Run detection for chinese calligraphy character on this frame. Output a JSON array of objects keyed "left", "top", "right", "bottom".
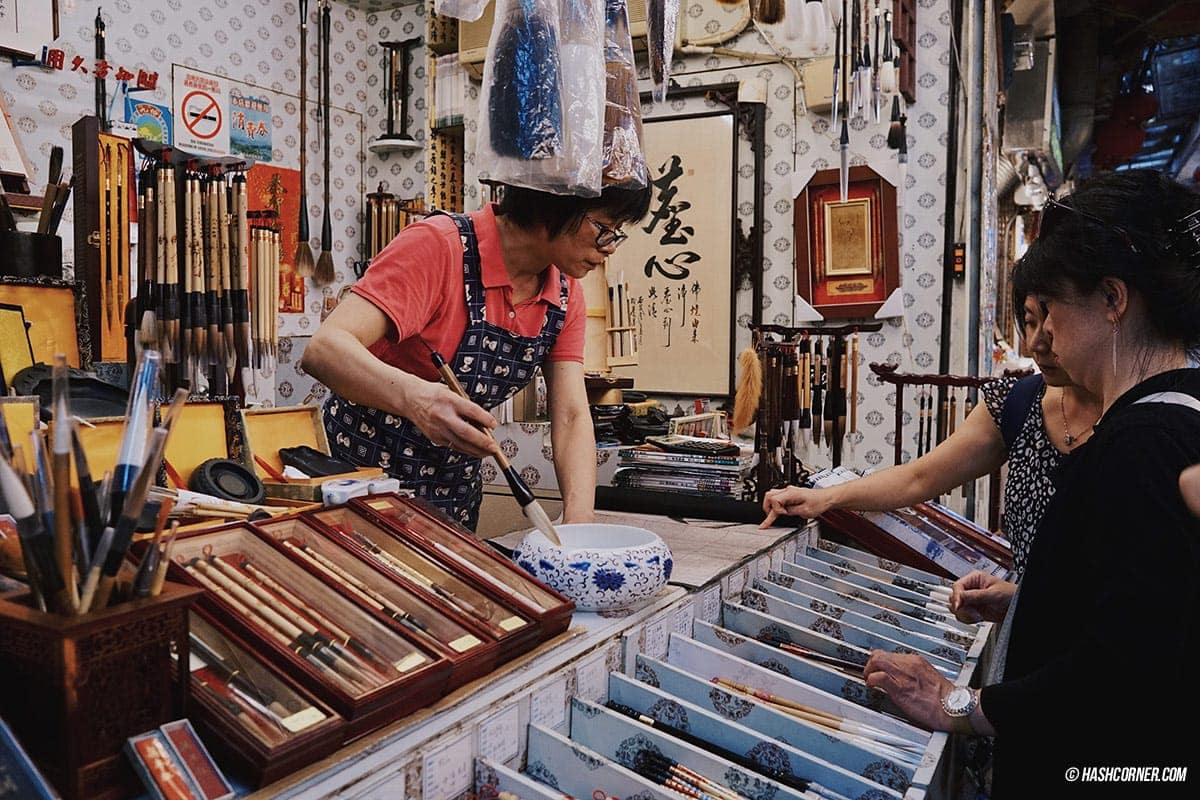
[
  {"left": 45, "top": 48, "right": 65, "bottom": 70},
  {"left": 70, "top": 55, "right": 89, "bottom": 73},
  {"left": 137, "top": 69, "right": 159, "bottom": 90},
  {"left": 94, "top": 59, "right": 112, "bottom": 78},
  {"left": 114, "top": 66, "right": 135, "bottom": 82}
]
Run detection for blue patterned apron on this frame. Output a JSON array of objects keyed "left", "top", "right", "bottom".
[{"left": 324, "top": 212, "right": 568, "bottom": 530}]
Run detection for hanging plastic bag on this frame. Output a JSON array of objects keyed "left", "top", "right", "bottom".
[
  {"left": 434, "top": 0, "right": 491, "bottom": 22},
  {"left": 477, "top": 0, "right": 605, "bottom": 196},
  {"left": 646, "top": 0, "right": 680, "bottom": 102},
  {"left": 602, "top": 0, "right": 648, "bottom": 188},
  {"left": 481, "top": 0, "right": 563, "bottom": 162}
]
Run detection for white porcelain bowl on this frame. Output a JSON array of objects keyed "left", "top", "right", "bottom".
[{"left": 511, "top": 523, "right": 673, "bottom": 612}]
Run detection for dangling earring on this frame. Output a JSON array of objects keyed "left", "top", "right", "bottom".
[{"left": 1112, "top": 320, "right": 1120, "bottom": 377}]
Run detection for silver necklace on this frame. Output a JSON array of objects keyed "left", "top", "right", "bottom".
[{"left": 1060, "top": 391, "right": 1086, "bottom": 446}]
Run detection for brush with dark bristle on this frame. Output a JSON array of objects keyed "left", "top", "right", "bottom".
[{"left": 313, "top": 0, "right": 336, "bottom": 287}]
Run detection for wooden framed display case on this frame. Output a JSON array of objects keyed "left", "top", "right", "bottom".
[
  {"left": 240, "top": 406, "right": 383, "bottom": 502},
  {"left": 159, "top": 522, "right": 452, "bottom": 741},
  {"left": 254, "top": 514, "right": 505, "bottom": 689},
  {"left": 186, "top": 610, "right": 346, "bottom": 788},
  {"left": 350, "top": 493, "right": 575, "bottom": 637},
  {"left": 302, "top": 503, "right": 543, "bottom": 657},
  {"left": 0, "top": 582, "right": 202, "bottom": 800}
]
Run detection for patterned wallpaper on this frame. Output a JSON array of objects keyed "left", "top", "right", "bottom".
[{"left": 3, "top": 1, "right": 985, "bottom": 504}]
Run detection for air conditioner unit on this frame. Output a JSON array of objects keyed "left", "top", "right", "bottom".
[
  {"left": 1002, "top": 37, "right": 1063, "bottom": 184},
  {"left": 459, "top": 0, "right": 649, "bottom": 66}
]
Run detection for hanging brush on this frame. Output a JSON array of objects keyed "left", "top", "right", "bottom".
[
  {"left": 753, "top": 0, "right": 785, "bottom": 26},
  {"left": 313, "top": 0, "right": 336, "bottom": 286},
  {"left": 294, "top": 0, "right": 315, "bottom": 278},
  {"left": 732, "top": 343, "right": 763, "bottom": 434}
]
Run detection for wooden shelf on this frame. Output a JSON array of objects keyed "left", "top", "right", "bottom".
[{"left": 368, "top": 137, "right": 424, "bottom": 154}]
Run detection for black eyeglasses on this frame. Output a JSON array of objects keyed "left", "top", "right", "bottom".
[
  {"left": 1040, "top": 196, "right": 1140, "bottom": 256},
  {"left": 586, "top": 215, "right": 628, "bottom": 250}
]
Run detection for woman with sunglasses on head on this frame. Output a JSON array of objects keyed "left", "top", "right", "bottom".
[
  {"left": 303, "top": 183, "right": 650, "bottom": 531},
  {"left": 863, "top": 169, "right": 1200, "bottom": 796}
]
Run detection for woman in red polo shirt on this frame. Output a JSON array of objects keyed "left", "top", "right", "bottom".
[{"left": 302, "top": 184, "right": 650, "bottom": 531}]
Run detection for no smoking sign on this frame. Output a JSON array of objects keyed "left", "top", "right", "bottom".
[{"left": 182, "top": 90, "right": 222, "bottom": 140}]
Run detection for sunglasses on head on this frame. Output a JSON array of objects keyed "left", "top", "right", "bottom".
[{"left": 1040, "top": 196, "right": 1140, "bottom": 256}]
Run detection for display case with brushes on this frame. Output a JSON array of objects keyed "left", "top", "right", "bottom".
[
  {"left": 350, "top": 493, "right": 575, "bottom": 639},
  {"left": 185, "top": 610, "right": 346, "bottom": 787},
  {"left": 254, "top": 514, "right": 505, "bottom": 689},
  {"left": 303, "top": 503, "right": 544, "bottom": 657},
  {"left": 156, "top": 521, "right": 452, "bottom": 740},
  {"left": 72, "top": 115, "right": 133, "bottom": 364}
]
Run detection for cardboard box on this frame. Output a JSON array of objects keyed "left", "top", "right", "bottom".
[{"left": 240, "top": 406, "right": 383, "bottom": 502}]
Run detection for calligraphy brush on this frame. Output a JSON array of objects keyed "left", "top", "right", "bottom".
[
  {"left": 294, "top": 0, "right": 315, "bottom": 278},
  {"left": 47, "top": 176, "right": 73, "bottom": 236},
  {"left": 755, "top": 633, "right": 866, "bottom": 676},
  {"left": 184, "top": 560, "right": 364, "bottom": 696},
  {"left": 109, "top": 350, "right": 160, "bottom": 526},
  {"left": 611, "top": 703, "right": 821, "bottom": 796},
  {"left": 36, "top": 145, "right": 64, "bottom": 234},
  {"left": 426, "top": 349, "right": 561, "bottom": 545},
  {"left": 132, "top": 499, "right": 173, "bottom": 598},
  {"left": 138, "top": 171, "right": 157, "bottom": 359},
  {"left": 163, "top": 166, "right": 180, "bottom": 367},
  {"left": 314, "top": 0, "right": 335, "bottom": 286},
  {"left": 89, "top": 426, "right": 169, "bottom": 612},
  {"left": 212, "top": 556, "right": 379, "bottom": 682},
  {"left": 232, "top": 172, "right": 252, "bottom": 375},
  {"left": 193, "top": 666, "right": 289, "bottom": 744},
  {"left": 713, "top": 677, "right": 922, "bottom": 752},
  {"left": 189, "top": 632, "right": 291, "bottom": 717},
  {"left": 94, "top": 9, "right": 107, "bottom": 128},
  {"left": 218, "top": 175, "right": 237, "bottom": 384},
  {"left": 149, "top": 521, "right": 180, "bottom": 597},
  {"left": 811, "top": 338, "right": 824, "bottom": 447},
  {"left": 0, "top": 456, "right": 68, "bottom": 614},
  {"left": 51, "top": 356, "right": 80, "bottom": 612}
]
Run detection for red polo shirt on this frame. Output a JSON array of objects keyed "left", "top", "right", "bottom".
[{"left": 351, "top": 204, "right": 585, "bottom": 383}]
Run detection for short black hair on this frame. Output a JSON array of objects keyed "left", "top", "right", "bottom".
[
  {"left": 494, "top": 183, "right": 652, "bottom": 239},
  {"left": 1011, "top": 169, "right": 1200, "bottom": 348}
]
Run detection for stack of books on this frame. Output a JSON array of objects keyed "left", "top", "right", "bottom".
[{"left": 612, "top": 441, "right": 756, "bottom": 499}]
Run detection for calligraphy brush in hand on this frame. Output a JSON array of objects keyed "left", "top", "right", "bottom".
[{"left": 426, "top": 348, "right": 561, "bottom": 546}]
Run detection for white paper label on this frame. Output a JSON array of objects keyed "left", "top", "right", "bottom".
[
  {"left": 529, "top": 676, "right": 567, "bottom": 730},
  {"left": 574, "top": 651, "right": 609, "bottom": 703},
  {"left": 449, "top": 634, "right": 483, "bottom": 653},
  {"left": 643, "top": 614, "right": 669, "bottom": 660},
  {"left": 499, "top": 615, "right": 528, "bottom": 631},
  {"left": 477, "top": 703, "right": 520, "bottom": 765},
  {"left": 727, "top": 566, "right": 748, "bottom": 598},
  {"left": 281, "top": 706, "right": 327, "bottom": 733},
  {"left": 673, "top": 602, "right": 693, "bottom": 636},
  {"left": 701, "top": 584, "right": 721, "bottom": 623},
  {"left": 396, "top": 652, "right": 429, "bottom": 673},
  {"left": 422, "top": 732, "right": 474, "bottom": 800}
]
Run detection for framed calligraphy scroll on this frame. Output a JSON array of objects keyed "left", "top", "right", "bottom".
[
  {"left": 794, "top": 165, "right": 899, "bottom": 318},
  {"left": 607, "top": 109, "right": 738, "bottom": 396}
]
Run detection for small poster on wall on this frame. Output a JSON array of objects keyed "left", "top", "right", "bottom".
[
  {"left": 172, "top": 66, "right": 231, "bottom": 157},
  {"left": 125, "top": 99, "right": 173, "bottom": 145},
  {"left": 246, "top": 164, "right": 305, "bottom": 314},
  {"left": 230, "top": 88, "right": 272, "bottom": 162}
]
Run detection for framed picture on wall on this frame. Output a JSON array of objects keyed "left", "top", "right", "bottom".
[
  {"left": 794, "top": 165, "right": 899, "bottom": 319},
  {"left": 0, "top": 1, "right": 59, "bottom": 59},
  {"left": 606, "top": 108, "right": 738, "bottom": 397}
]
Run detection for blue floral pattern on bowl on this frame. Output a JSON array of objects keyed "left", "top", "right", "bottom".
[{"left": 511, "top": 524, "right": 673, "bottom": 612}]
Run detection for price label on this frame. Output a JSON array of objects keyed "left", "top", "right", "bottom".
[
  {"left": 422, "top": 732, "right": 473, "bottom": 800},
  {"left": 644, "top": 613, "right": 669, "bottom": 660},
  {"left": 673, "top": 601, "right": 693, "bottom": 636},
  {"left": 726, "top": 565, "right": 748, "bottom": 598},
  {"left": 477, "top": 703, "right": 520, "bottom": 765},
  {"left": 574, "top": 650, "right": 609, "bottom": 703},
  {"left": 701, "top": 584, "right": 721, "bottom": 623},
  {"left": 530, "top": 676, "right": 568, "bottom": 730}
]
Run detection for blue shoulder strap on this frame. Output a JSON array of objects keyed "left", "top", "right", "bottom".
[{"left": 1001, "top": 373, "right": 1044, "bottom": 452}]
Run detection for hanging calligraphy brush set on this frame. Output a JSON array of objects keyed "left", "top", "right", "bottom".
[
  {"left": 512, "top": 537, "right": 990, "bottom": 800},
  {"left": 364, "top": 184, "right": 425, "bottom": 264},
  {"left": 129, "top": 141, "right": 264, "bottom": 398},
  {"left": 739, "top": 322, "right": 883, "bottom": 504}
]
